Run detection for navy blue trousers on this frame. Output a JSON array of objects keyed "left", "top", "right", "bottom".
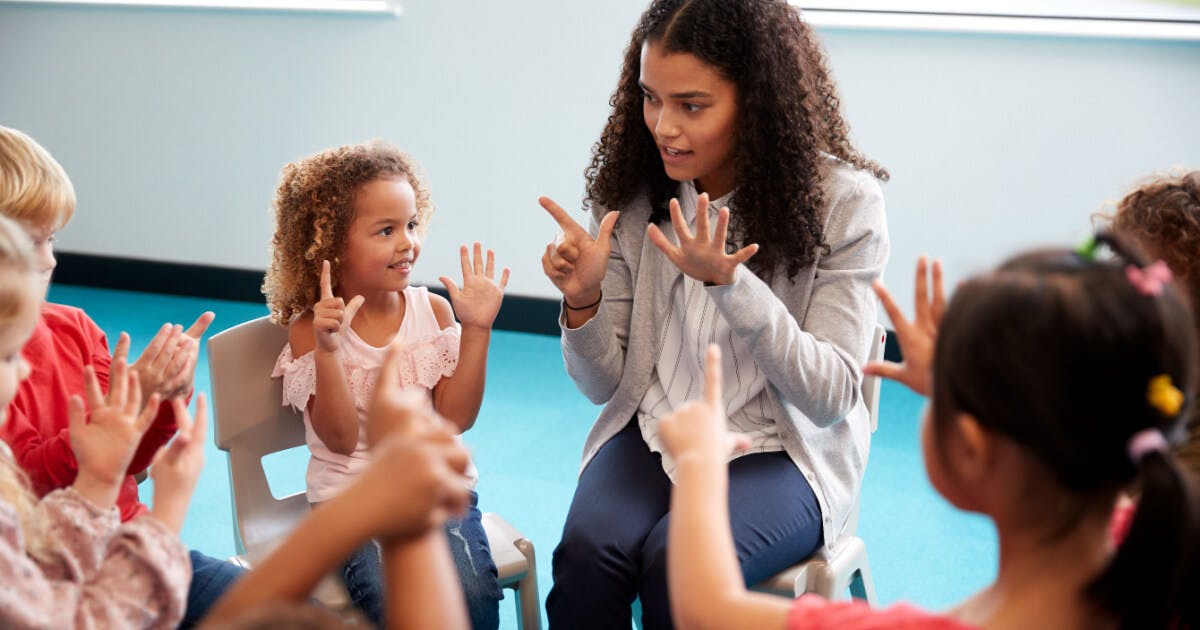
[{"left": 546, "top": 421, "right": 823, "bottom": 629}]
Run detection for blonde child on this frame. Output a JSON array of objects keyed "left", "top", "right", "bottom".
[
  {"left": 0, "top": 124, "right": 243, "bottom": 626},
  {"left": 0, "top": 214, "right": 208, "bottom": 627},
  {"left": 265, "top": 140, "right": 508, "bottom": 628},
  {"left": 661, "top": 235, "right": 1199, "bottom": 629},
  {"left": 204, "top": 341, "right": 474, "bottom": 630}
]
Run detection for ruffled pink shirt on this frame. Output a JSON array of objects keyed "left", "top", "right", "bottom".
[
  {"left": 0, "top": 478, "right": 189, "bottom": 628},
  {"left": 788, "top": 594, "right": 977, "bottom": 630},
  {"left": 272, "top": 286, "right": 472, "bottom": 502}
]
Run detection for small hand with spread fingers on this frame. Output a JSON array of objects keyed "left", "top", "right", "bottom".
[
  {"left": 540, "top": 196, "right": 619, "bottom": 308},
  {"left": 312, "top": 259, "right": 364, "bottom": 354},
  {"left": 68, "top": 358, "right": 162, "bottom": 508},
  {"left": 646, "top": 193, "right": 758, "bottom": 286},
  {"left": 439, "top": 242, "right": 510, "bottom": 331},
  {"left": 863, "top": 256, "right": 946, "bottom": 397},
  {"left": 149, "top": 396, "right": 209, "bottom": 533},
  {"left": 659, "top": 345, "right": 750, "bottom": 463}
]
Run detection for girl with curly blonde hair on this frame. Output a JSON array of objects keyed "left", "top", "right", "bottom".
[
  {"left": 264, "top": 140, "right": 509, "bottom": 628},
  {"left": 538, "top": 0, "right": 888, "bottom": 625}
]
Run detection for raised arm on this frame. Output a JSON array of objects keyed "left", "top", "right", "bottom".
[
  {"left": 293, "top": 260, "right": 365, "bottom": 456},
  {"left": 433, "top": 243, "right": 509, "bottom": 432}
]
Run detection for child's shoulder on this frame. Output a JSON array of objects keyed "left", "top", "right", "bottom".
[
  {"left": 287, "top": 311, "right": 316, "bottom": 357},
  {"left": 40, "top": 302, "right": 97, "bottom": 330},
  {"left": 425, "top": 291, "right": 456, "bottom": 330}
]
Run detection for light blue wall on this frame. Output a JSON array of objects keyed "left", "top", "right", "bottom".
[{"left": 2, "top": 2, "right": 1198, "bottom": 303}]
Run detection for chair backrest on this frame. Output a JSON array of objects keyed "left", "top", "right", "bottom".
[
  {"left": 862, "top": 323, "right": 886, "bottom": 434},
  {"left": 208, "top": 315, "right": 311, "bottom": 556}
]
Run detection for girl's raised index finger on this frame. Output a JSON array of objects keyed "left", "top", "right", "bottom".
[{"left": 320, "top": 260, "right": 334, "bottom": 299}]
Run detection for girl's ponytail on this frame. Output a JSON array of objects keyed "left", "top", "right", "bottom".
[{"left": 1088, "top": 448, "right": 1200, "bottom": 629}]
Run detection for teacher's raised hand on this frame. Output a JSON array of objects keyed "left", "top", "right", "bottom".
[{"left": 540, "top": 196, "right": 619, "bottom": 310}]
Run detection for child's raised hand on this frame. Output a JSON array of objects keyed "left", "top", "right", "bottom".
[
  {"left": 659, "top": 345, "right": 750, "bottom": 463},
  {"left": 148, "top": 396, "right": 208, "bottom": 533},
  {"left": 863, "top": 256, "right": 946, "bottom": 397},
  {"left": 540, "top": 196, "right": 619, "bottom": 308},
  {"left": 313, "top": 259, "right": 364, "bottom": 354},
  {"left": 367, "top": 338, "right": 442, "bottom": 447},
  {"left": 439, "top": 243, "right": 510, "bottom": 331},
  {"left": 646, "top": 194, "right": 759, "bottom": 286},
  {"left": 68, "top": 360, "right": 161, "bottom": 508}
]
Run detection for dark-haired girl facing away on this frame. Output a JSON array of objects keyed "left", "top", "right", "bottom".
[
  {"left": 663, "top": 239, "right": 1200, "bottom": 629},
  {"left": 539, "top": 0, "right": 888, "bottom": 626}
]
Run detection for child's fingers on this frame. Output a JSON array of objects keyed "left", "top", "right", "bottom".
[
  {"left": 863, "top": 360, "right": 904, "bottom": 382},
  {"left": 135, "top": 392, "right": 161, "bottom": 432},
  {"left": 82, "top": 365, "right": 105, "bottom": 408},
  {"left": 138, "top": 324, "right": 172, "bottom": 369},
  {"left": 113, "top": 332, "right": 131, "bottom": 364},
  {"left": 189, "top": 394, "right": 209, "bottom": 448},
  {"left": 914, "top": 256, "right": 931, "bottom": 323},
  {"left": 472, "top": 242, "right": 484, "bottom": 276},
  {"left": 171, "top": 397, "right": 194, "bottom": 438},
  {"left": 703, "top": 344, "right": 724, "bottom": 408},
  {"left": 931, "top": 259, "right": 947, "bottom": 325},
  {"left": 438, "top": 277, "right": 461, "bottom": 303},
  {"left": 125, "top": 370, "right": 144, "bottom": 415},
  {"left": 872, "top": 280, "right": 910, "bottom": 334},
  {"left": 498, "top": 268, "right": 510, "bottom": 290},
  {"left": 343, "top": 296, "right": 365, "bottom": 328},
  {"left": 485, "top": 249, "right": 495, "bottom": 278},
  {"left": 320, "top": 260, "right": 334, "bottom": 299},
  {"left": 67, "top": 395, "right": 87, "bottom": 435},
  {"left": 459, "top": 245, "right": 471, "bottom": 280}
]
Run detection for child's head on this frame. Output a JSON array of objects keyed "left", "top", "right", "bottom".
[
  {"left": 0, "top": 125, "right": 75, "bottom": 297},
  {"left": 585, "top": 0, "right": 886, "bottom": 280},
  {"left": 1106, "top": 170, "right": 1200, "bottom": 480},
  {"left": 0, "top": 214, "right": 40, "bottom": 424},
  {"left": 930, "top": 235, "right": 1198, "bottom": 626},
  {"left": 263, "top": 140, "right": 433, "bottom": 325}
]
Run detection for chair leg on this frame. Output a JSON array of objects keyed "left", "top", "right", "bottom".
[
  {"left": 847, "top": 554, "right": 877, "bottom": 606},
  {"left": 514, "top": 538, "right": 542, "bottom": 630}
]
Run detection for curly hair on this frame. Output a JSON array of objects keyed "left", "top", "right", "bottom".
[
  {"left": 1106, "top": 169, "right": 1200, "bottom": 480},
  {"left": 585, "top": 0, "right": 887, "bottom": 281},
  {"left": 263, "top": 141, "right": 434, "bottom": 325}
]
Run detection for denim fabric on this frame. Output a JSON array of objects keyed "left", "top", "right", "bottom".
[
  {"left": 546, "top": 421, "right": 823, "bottom": 629},
  {"left": 181, "top": 549, "right": 247, "bottom": 628},
  {"left": 341, "top": 491, "right": 503, "bottom": 629}
]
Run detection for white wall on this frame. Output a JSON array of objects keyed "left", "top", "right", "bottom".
[{"left": 2, "top": 2, "right": 1198, "bottom": 308}]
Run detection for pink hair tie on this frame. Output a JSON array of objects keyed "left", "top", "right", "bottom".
[
  {"left": 1128, "top": 428, "right": 1168, "bottom": 464},
  {"left": 1125, "top": 260, "right": 1173, "bottom": 296}
]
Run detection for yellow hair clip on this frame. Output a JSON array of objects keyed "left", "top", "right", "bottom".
[{"left": 1147, "top": 374, "right": 1184, "bottom": 418}]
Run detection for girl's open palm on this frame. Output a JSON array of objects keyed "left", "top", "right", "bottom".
[
  {"left": 540, "top": 196, "right": 619, "bottom": 306},
  {"left": 69, "top": 359, "right": 161, "bottom": 489},
  {"left": 647, "top": 194, "right": 758, "bottom": 286},
  {"left": 863, "top": 256, "right": 946, "bottom": 397},
  {"left": 313, "top": 259, "right": 364, "bottom": 353},
  {"left": 439, "top": 243, "right": 510, "bottom": 330}
]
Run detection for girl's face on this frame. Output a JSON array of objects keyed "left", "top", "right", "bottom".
[
  {"left": 339, "top": 177, "right": 421, "bottom": 297},
  {"left": 640, "top": 40, "right": 739, "bottom": 199},
  {"left": 0, "top": 278, "right": 38, "bottom": 427}
]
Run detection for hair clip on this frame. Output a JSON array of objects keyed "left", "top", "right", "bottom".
[
  {"left": 1126, "top": 260, "right": 1172, "bottom": 297},
  {"left": 1147, "top": 374, "right": 1184, "bottom": 418},
  {"left": 1075, "top": 235, "right": 1099, "bottom": 261},
  {"left": 1128, "top": 427, "right": 1169, "bottom": 464}
]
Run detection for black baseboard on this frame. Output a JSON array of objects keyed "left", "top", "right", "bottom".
[{"left": 54, "top": 251, "right": 902, "bottom": 360}]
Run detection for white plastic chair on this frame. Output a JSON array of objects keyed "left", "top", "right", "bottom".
[
  {"left": 208, "top": 315, "right": 541, "bottom": 629},
  {"left": 751, "top": 323, "right": 886, "bottom": 604}
]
